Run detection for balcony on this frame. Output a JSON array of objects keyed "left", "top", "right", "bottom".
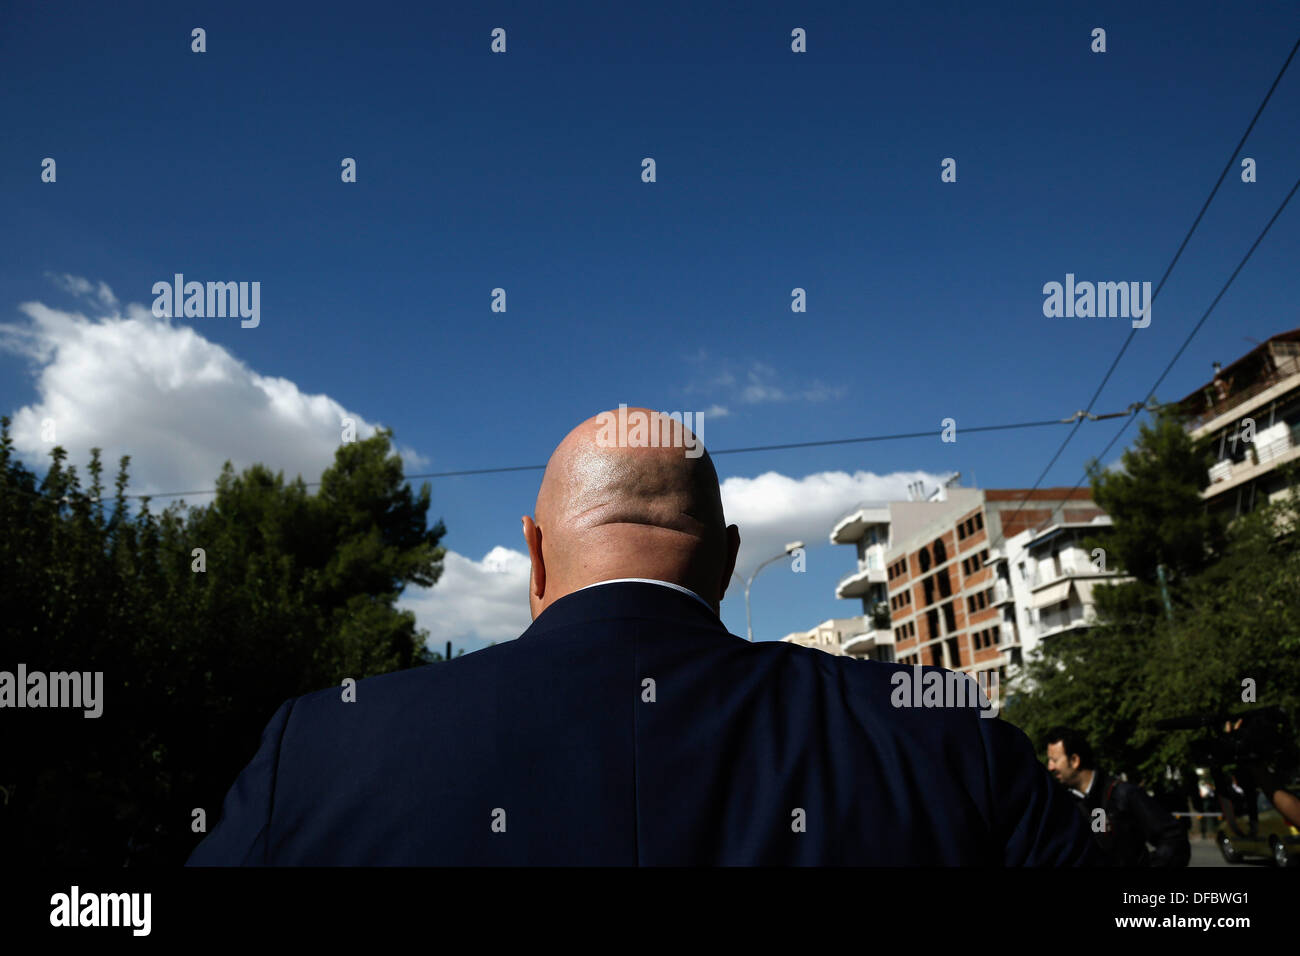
[
  {"left": 836, "top": 564, "right": 886, "bottom": 599},
  {"left": 841, "top": 629, "right": 893, "bottom": 659},
  {"left": 999, "top": 620, "right": 1019, "bottom": 646},
  {"left": 1204, "top": 426, "right": 1300, "bottom": 498},
  {"left": 991, "top": 579, "right": 1014, "bottom": 606},
  {"left": 1207, "top": 424, "right": 1295, "bottom": 481},
  {"left": 1036, "top": 604, "right": 1098, "bottom": 638},
  {"left": 830, "top": 506, "right": 891, "bottom": 545},
  {"left": 1186, "top": 354, "right": 1300, "bottom": 432},
  {"left": 1027, "top": 553, "right": 1118, "bottom": 591}
]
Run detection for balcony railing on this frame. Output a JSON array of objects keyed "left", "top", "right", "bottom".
[
  {"left": 1186, "top": 354, "right": 1300, "bottom": 430},
  {"left": 1026, "top": 563, "right": 1094, "bottom": 590},
  {"left": 1207, "top": 426, "right": 1296, "bottom": 487},
  {"left": 1037, "top": 605, "right": 1098, "bottom": 637}
]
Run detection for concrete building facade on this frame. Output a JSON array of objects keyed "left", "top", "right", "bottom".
[{"left": 831, "top": 487, "right": 1130, "bottom": 685}]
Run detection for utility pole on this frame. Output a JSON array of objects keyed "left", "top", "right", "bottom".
[{"left": 1156, "top": 563, "right": 1174, "bottom": 623}]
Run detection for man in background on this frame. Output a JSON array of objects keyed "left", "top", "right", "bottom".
[{"left": 1046, "top": 727, "right": 1189, "bottom": 867}]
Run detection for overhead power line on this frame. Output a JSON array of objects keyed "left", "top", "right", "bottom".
[
  {"left": 990, "top": 169, "right": 1300, "bottom": 550},
  {"left": 988, "top": 33, "right": 1300, "bottom": 548},
  {"left": 2, "top": 405, "right": 1172, "bottom": 505}
]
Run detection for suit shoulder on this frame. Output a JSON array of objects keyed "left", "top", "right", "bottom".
[{"left": 289, "top": 654, "right": 490, "bottom": 714}]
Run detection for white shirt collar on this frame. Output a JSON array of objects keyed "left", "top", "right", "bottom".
[{"left": 572, "top": 577, "right": 715, "bottom": 613}]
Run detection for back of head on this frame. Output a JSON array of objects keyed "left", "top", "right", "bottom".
[{"left": 520, "top": 407, "right": 740, "bottom": 618}]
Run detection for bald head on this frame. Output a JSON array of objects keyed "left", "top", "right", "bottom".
[{"left": 521, "top": 408, "right": 741, "bottom": 618}]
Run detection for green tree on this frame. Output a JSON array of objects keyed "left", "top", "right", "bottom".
[
  {"left": 1003, "top": 404, "right": 1299, "bottom": 786},
  {"left": 1080, "top": 402, "right": 1226, "bottom": 587},
  {"left": 0, "top": 419, "right": 448, "bottom": 864}
]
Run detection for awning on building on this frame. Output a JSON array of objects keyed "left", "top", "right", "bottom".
[
  {"left": 1033, "top": 580, "right": 1073, "bottom": 609},
  {"left": 1071, "top": 579, "right": 1096, "bottom": 607}
]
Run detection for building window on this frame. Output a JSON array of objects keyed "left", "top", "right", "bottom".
[{"left": 975, "top": 513, "right": 983, "bottom": 530}]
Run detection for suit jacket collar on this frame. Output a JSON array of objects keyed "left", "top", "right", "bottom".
[
  {"left": 1079, "top": 768, "right": 1111, "bottom": 809},
  {"left": 519, "top": 580, "right": 735, "bottom": 641}
]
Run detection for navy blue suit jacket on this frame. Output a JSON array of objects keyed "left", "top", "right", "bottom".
[{"left": 187, "top": 581, "right": 1101, "bottom": 865}]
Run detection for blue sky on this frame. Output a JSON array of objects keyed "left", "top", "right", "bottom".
[{"left": 2, "top": 0, "right": 1298, "bottom": 651}]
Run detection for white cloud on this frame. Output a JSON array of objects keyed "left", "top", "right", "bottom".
[
  {"left": 401, "top": 547, "right": 532, "bottom": 650},
  {"left": 0, "top": 296, "right": 420, "bottom": 496},
  {"left": 685, "top": 358, "right": 844, "bottom": 408},
  {"left": 719, "top": 468, "right": 955, "bottom": 578},
  {"left": 44, "top": 272, "right": 118, "bottom": 309}
]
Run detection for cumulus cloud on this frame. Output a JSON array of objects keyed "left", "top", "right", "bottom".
[
  {"left": 0, "top": 290, "right": 425, "bottom": 497},
  {"left": 719, "top": 468, "right": 956, "bottom": 578},
  {"left": 400, "top": 547, "right": 532, "bottom": 650}
]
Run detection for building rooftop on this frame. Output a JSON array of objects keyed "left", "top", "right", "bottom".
[
  {"left": 1022, "top": 517, "right": 1113, "bottom": 551},
  {"left": 1176, "top": 327, "right": 1300, "bottom": 431}
]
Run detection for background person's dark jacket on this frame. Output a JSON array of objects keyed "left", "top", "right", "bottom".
[
  {"left": 188, "top": 581, "right": 1102, "bottom": 865},
  {"left": 1074, "top": 768, "right": 1191, "bottom": 867}
]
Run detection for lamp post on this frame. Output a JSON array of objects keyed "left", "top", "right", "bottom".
[{"left": 744, "top": 541, "right": 804, "bottom": 642}]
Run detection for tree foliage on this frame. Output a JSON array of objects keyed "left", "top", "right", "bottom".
[
  {"left": 0, "top": 418, "right": 446, "bottom": 865},
  {"left": 1003, "top": 404, "right": 1300, "bottom": 786}
]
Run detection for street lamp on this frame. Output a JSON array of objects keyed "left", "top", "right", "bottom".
[{"left": 744, "top": 541, "right": 804, "bottom": 642}]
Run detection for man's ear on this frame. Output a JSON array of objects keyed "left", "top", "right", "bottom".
[
  {"left": 718, "top": 524, "right": 741, "bottom": 602},
  {"left": 522, "top": 516, "right": 546, "bottom": 611}
]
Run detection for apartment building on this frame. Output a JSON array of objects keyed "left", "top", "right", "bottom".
[
  {"left": 998, "top": 516, "right": 1132, "bottom": 667},
  {"left": 825, "top": 477, "right": 965, "bottom": 662},
  {"left": 1176, "top": 327, "right": 1300, "bottom": 523},
  {"left": 832, "top": 486, "right": 1123, "bottom": 685},
  {"left": 827, "top": 503, "right": 894, "bottom": 660}
]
